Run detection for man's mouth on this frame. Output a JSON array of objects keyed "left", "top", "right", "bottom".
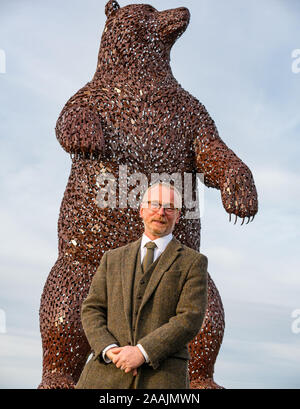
[{"left": 152, "top": 220, "right": 166, "bottom": 224}]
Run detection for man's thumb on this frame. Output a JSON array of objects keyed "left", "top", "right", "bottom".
[{"left": 110, "top": 347, "right": 122, "bottom": 353}]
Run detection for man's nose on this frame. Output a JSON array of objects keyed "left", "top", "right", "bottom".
[{"left": 158, "top": 206, "right": 166, "bottom": 215}]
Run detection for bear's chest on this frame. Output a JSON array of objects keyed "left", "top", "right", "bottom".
[{"left": 97, "top": 89, "right": 196, "bottom": 170}]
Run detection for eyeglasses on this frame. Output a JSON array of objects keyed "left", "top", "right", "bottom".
[{"left": 142, "top": 201, "right": 179, "bottom": 214}]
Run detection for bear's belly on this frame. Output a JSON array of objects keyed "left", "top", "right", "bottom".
[
  {"left": 103, "top": 119, "right": 194, "bottom": 174},
  {"left": 57, "top": 156, "right": 200, "bottom": 262}
]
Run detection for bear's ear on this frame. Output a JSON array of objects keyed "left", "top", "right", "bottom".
[{"left": 105, "top": 0, "right": 120, "bottom": 18}]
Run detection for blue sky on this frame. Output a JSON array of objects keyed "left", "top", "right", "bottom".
[{"left": 0, "top": 0, "right": 300, "bottom": 388}]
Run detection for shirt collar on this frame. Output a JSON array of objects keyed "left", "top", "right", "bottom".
[{"left": 141, "top": 232, "right": 173, "bottom": 254}]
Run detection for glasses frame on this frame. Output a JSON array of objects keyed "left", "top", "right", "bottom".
[{"left": 142, "top": 200, "right": 180, "bottom": 214}]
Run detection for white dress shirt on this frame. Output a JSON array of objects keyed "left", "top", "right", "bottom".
[
  {"left": 140, "top": 232, "right": 173, "bottom": 265},
  {"left": 102, "top": 233, "right": 173, "bottom": 364}
]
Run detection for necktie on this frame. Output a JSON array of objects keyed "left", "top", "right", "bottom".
[{"left": 142, "top": 241, "right": 157, "bottom": 273}]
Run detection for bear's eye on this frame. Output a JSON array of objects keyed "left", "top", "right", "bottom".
[{"left": 145, "top": 5, "right": 156, "bottom": 13}]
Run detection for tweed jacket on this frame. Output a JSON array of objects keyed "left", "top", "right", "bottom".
[{"left": 75, "top": 236, "right": 208, "bottom": 389}]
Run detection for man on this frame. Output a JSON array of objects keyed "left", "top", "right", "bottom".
[{"left": 75, "top": 181, "right": 208, "bottom": 389}]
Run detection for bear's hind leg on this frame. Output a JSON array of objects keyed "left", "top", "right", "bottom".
[
  {"left": 38, "top": 256, "right": 93, "bottom": 389},
  {"left": 188, "top": 273, "right": 225, "bottom": 389}
]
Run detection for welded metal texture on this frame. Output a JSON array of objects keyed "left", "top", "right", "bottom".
[{"left": 38, "top": 0, "right": 258, "bottom": 389}]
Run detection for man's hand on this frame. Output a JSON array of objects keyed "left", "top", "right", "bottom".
[
  {"left": 107, "top": 346, "right": 145, "bottom": 375},
  {"left": 105, "top": 346, "right": 121, "bottom": 363}
]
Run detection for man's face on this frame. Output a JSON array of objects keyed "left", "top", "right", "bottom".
[{"left": 139, "top": 185, "right": 181, "bottom": 240}]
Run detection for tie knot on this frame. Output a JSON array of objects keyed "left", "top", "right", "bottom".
[{"left": 145, "top": 241, "right": 157, "bottom": 250}]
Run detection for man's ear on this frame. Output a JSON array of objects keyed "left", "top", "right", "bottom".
[
  {"left": 105, "top": 0, "right": 120, "bottom": 18},
  {"left": 175, "top": 210, "right": 181, "bottom": 223}
]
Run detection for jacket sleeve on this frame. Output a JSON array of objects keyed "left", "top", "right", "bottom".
[
  {"left": 137, "top": 254, "right": 208, "bottom": 370},
  {"left": 80, "top": 251, "right": 119, "bottom": 361}
]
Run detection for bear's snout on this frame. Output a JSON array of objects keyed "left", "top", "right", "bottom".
[
  {"left": 158, "top": 7, "right": 190, "bottom": 44},
  {"left": 176, "top": 7, "right": 190, "bottom": 18},
  {"left": 162, "top": 7, "right": 190, "bottom": 24}
]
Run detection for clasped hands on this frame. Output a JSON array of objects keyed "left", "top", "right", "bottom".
[{"left": 106, "top": 345, "right": 145, "bottom": 376}]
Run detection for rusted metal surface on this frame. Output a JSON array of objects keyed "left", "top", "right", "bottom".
[{"left": 38, "top": 0, "right": 258, "bottom": 389}]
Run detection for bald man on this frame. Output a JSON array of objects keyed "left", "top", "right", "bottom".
[{"left": 76, "top": 182, "right": 208, "bottom": 389}]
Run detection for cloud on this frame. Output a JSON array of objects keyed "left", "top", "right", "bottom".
[
  {"left": 216, "top": 338, "right": 300, "bottom": 388},
  {"left": 0, "top": 330, "right": 42, "bottom": 389},
  {"left": 214, "top": 300, "right": 300, "bottom": 388},
  {"left": 255, "top": 166, "right": 300, "bottom": 204}
]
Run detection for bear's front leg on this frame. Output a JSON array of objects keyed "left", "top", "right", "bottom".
[
  {"left": 55, "top": 100, "right": 104, "bottom": 159},
  {"left": 220, "top": 161, "right": 258, "bottom": 223},
  {"left": 193, "top": 104, "right": 258, "bottom": 223}
]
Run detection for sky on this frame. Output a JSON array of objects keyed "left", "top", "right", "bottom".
[{"left": 0, "top": 0, "right": 300, "bottom": 389}]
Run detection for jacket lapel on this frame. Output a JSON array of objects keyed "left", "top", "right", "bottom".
[
  {"left": 121, "top": 236, "right": 142, "bottom": 338},
  {"left": 138, "top": 237, "right": 183, "bottom": 315}
]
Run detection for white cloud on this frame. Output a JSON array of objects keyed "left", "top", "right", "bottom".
[
  {"left": 216, "top": 338, "right": 300, "bottom": 388},
  {"left": 0, "top": 330, "right": 42, "bottom": 389},
  {"left": 255, "top": 166, "right": 300, "bottom": 204}
]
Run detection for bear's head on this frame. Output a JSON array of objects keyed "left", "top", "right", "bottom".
[{"left": 94, "top": 0, "right": 190, "bottom": 78}]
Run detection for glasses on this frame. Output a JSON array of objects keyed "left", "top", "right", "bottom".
[{"left": 142, "top": 201, "right": 178, "bottom": 214}]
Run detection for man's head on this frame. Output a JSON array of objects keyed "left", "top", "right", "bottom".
[{"left": 139, "top": 182, "right": 181, "bottom": 240}]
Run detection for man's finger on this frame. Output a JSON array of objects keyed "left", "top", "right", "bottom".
[
  {"left": 113, "top": 354, "right": 122, "bottom": 364},
  {"left": 110, "top": 347, "right": 122, "bottom": 354},
  {"left": 115, "top": 360, "right": 124, "bottom": 368},
  {"left": 124, "top": 367, "right": 137, "bottom": 375}
]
